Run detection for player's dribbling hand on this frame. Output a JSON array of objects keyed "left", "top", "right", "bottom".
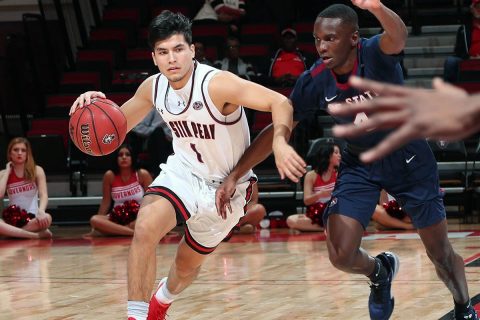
[
  {"left": 69, "top": 91, "right": 106, "bottom": 115},
  {"left": 273, "top": 141, "right": 306, "bottom": 183},
  {"left": 215, "top": 175, "right": 237, "bottom": 220}
]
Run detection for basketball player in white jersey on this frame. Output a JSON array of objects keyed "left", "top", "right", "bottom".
[{"left": 69, "top": 10, "right": 306, "bottom": 320}]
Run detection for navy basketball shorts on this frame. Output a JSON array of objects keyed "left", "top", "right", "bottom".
[{"left": 324, "top": 139, "right": 446, "bottom": 229}]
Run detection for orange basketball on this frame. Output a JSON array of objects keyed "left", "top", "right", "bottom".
[{"left": 69, "top": 97, "right": 127, "bottom": 156}]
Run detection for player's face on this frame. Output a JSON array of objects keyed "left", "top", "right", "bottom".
[
  {"left": 9, "top": 143, "right": 27, "bottom": 165},
  {"left": 313, "top": 17, "right": 358, "bottom": 73},
  {"left": 151, "top": 34, "right": 195, "bottom": 88},
  {"left": 117, "top": 147, "right": 132, "bottom": 168},
  {"left": 330, "top": 145, "right": 341, "bottom": 167}
]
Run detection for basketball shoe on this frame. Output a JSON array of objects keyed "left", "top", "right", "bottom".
[
  {"left": 454, "top": 304, "right": 479, "bottom": 319},
  {"left": 147, "top": 279, "right": 171, "bottom": 320},
  {"left": 368, "top": 251, "right": 400, "bottom": 320}
]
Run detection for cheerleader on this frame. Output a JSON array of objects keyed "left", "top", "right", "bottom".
[{"left": 0, "top": 137, "right": 52, "bottom": 239}]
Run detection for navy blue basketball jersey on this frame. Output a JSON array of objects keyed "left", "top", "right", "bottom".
[{"left": 291, "top": 35, "right": 404, "bottom": 148}]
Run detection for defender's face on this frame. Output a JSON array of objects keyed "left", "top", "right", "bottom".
[
  {"left": 313, "top": 17, "right": 358, "bottom": 72},
  {"left": 151, "top": 34, "right": 195, "bottom": 86}
]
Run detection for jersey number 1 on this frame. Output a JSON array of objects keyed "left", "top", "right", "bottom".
[{"left": 190, "top": 143, "right": 204, "bottom": 163}]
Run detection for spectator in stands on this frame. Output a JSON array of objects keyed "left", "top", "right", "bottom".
[
  {"left": 214, "top": 36, "right": 257, "bottom": 80},
  {"left": 87, "top": 144, "right": 152, "bottom": 236},
  {"left": 0, "top": 137, "right": 52, "bottom": 239},
  {"left": 128, "top": 108, "right": 173, "bottom": 177},
  {"left": 193, "top": 0, "right": 244, "bottom": 37},
  {"left": 443, "top": 0, "right": 480, "bottom": 82},
  {"left": 287, "top": 142, "right": 340, "bottom": 232},
  {"left": 194, "top": 41, "right": 213, "bottom": 66},
  {"left": 268, "top": 28, "right": 312, "bottom": 87},
  {"left": 194, "top": 0, "right": 246, "bottom": 24}
]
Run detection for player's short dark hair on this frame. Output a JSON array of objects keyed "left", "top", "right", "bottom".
[
  {"left": 148, "top": 10, "right": 192, "bottom": 50},
  {"left": 317, "top": 4, "right": 359, "bottom": 31}
]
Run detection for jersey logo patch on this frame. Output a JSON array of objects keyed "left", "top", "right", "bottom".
[{"left": 193, "top": 101, "right": 204, "bottom": 110}]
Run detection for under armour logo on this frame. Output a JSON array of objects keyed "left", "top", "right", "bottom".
[{"left": 178, "top": 101, "right": 186, "bottom": 107}]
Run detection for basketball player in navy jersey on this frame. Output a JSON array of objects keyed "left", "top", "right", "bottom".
[
  {"left": 70, "top": 11, "right": 305, "bottom": 320},
  {"left": 330, "top": 76, "right": 480, "bottom": 163},
  {"left": 215, "top": 1, "right": 478, "bottom": 319}
]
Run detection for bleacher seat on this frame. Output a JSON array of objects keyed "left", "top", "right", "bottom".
[
  {"left": 59, "top": 72, "right": 102, "bottom": 93},
  {"left": 45, "top": 94, "right": 79, "bottom": 117},
  {"left": 27, "top": 118, "right": 69, "bottom": 148},
  {"left": 241, "top": 23, "right": 278, "bottom": 45},
  {"left": 428, "top": 140, "right": 469, "bottom": 219}
]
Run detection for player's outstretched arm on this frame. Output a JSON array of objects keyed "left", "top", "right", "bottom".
[
  {"left": 329, "top": 76, "right": 480, "bottom": 163},
  {"left": 352, "top": 0, "right": 407, "bottom": 54}
]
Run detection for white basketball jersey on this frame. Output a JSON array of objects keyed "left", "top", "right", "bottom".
[{"left": 152, "top": 62, "right": 254, "bottom": 182}]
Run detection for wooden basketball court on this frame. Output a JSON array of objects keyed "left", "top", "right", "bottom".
[{"left": 1, "top": 222, "right": 479, "bottom": 320}]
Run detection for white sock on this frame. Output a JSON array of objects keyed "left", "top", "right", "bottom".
[
  {"left": 154, "top": 277, "right": 178, "bottom": 304},
  {"left": 127, "top": 300, "right": 148, "bottom": 320}
]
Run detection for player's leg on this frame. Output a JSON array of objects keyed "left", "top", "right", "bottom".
[
  {"left": 147, "top": 238, "right": 209, "bottom": 319},
  {"left": 326, "top": 214, "right": 372, "bottom": 273},
  {"left": 90, "top": 214, "right": 134, "bottom": 236},
  {"left": 326, "top": 153, "right": 398, "bottom": 320},
  {"left": 418, "top": 219, "right": 477, "bottom": 319},
  {"left": 127, "top": 195, "right": 177, "bottom": 320}
]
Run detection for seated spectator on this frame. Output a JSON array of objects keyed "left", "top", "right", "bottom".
[
  {"left": 0, "top": 137, "right": 52, "bottom": 239},
  {"left": 223, "top": 183, "right": 266, "bottom": 240},
  {"left": 193, "top": 0, "right": 245, "bottom": 36},
  {"left": 214, "top": 36, "right": 257, "bottom": 80},
  {"left": 212, "top": 0, "right": 246, "bottom": 23},
  {"left": 128, "top": 108, "right": 173, "bottom": 177},
  {"left": 287, "top": 142, "right": 341, "bottom": 232},
  {"left": 87, "top": 144, "right": 152, "bottom": 236},
  {"left": 372, "top": 190, "right": 414, "bottom": 231},
  {"left": 194, "top": 0, "right": 245, "bottom": 25},
  {"left": 268, "top": 28, "right": 312, "bottom": 87},
  {"left": 237, "top": 183, "right": 266, "bottom": 233},
  {"left": 443, "top": 0, "right": 480, "bottom": 82},
  {"left": 193, "top": 0, "right": 218, "bottom": 22},
  {"left": 195, "top": 41, "right": 213, "bottom": 66}
]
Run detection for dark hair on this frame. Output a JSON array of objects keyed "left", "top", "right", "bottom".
[
  {"left": 112, "top": 144, "right": 138, "bottom": 175},
  {"left": 317, "top": 4, "right": 359, "bottom": 31},
  {"left": 148, "top": 10, "right": 192, "bottom": 50},
  {"left": 313, "top": 143, "right": 337, "bottom": 175}
]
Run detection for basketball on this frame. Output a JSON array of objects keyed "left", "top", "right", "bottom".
[{"left": 69, "top": 97, "right": 127, "bottom": 156}]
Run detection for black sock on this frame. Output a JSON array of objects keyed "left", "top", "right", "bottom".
[
  {"left": 454, "top": 299, "right": 471, "bottom": 314},
  {"left": 368, "top": 257, "right": 388, "bottom": 283}
]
